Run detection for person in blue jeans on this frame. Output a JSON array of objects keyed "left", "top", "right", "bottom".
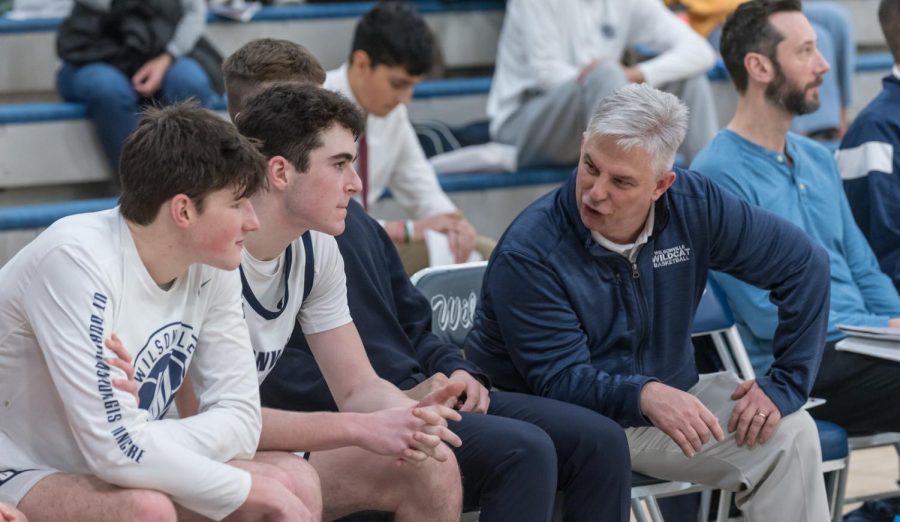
[{"left": 56, "top": 0, "right": 215, "bottom": 171}]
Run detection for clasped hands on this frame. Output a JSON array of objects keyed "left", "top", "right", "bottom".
[
  {"left": 639, "top": 379, "right": 782, "bottom": 458},
  {"left": 103, "top": 336, "right": 468, "bottom": 466}
]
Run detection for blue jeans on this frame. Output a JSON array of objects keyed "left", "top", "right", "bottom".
[{"left": 57, "top": 57, "right": 215, "bottom": 171}]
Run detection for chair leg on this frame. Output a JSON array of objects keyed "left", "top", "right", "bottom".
[
  {"left": 699, "top": 490, "right": 712, "bottom": 522},
  {"left": 646, "top": 496, "right": 665, "bottom": 522},
  {"left": 632, "top": 498, "right": 650, "bottom": 522},
  {"left": 715, "top": 490, "right": 732, "bottom": 522},
  {"left": 832, "top": 466, "right": 849, "bottom": 522}
]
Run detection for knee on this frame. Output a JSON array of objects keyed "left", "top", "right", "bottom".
[
  {"left": 123, "top": 489, "right": 177, "bottom": 522},
  {"left": 581, "top": 63, "right": 626, "bottom": 96},
  {"left": 499, "top": 422, "right": 558, "bottom": 478},
  {"left": 71, "top": 65, "right": 136, "bottom": 105},
  {"left": 572, "top": 414, "right": 630, "bottom": 473},
  {"left": 279, "top": 455, "right": 323, "bottom": 520},
  {"left": 162, "top": 59, "right": 213, "bottom": 104},
  {"left": 776, "top": 410, "right": 822, "bottom": 461},
  {"left": 412, "top": 451, "right": 463, "bottom": 513}
]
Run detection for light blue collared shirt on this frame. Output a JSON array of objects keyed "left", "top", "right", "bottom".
[{"left": 691, "top": 129, "right": 900, "bottom": 373}]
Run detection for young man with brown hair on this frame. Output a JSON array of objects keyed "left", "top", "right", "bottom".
[
  {"left": 0, "top": 102, "right": 317, "bottom": 522},
  {"left": 221, "top": 37, "right": 326, "bottom": 120},
  {"left": 224, "top": 82, "right": 467, "bottom": 521}
]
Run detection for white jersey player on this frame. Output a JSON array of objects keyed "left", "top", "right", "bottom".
[{"left": 0, "top": 103, "right": 317, "bottom": 522}]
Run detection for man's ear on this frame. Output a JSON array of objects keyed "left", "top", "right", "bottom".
[
  {"left": 652, "top": 170, "right": 677, "bottom": 200},
  {"left": 267, "top": 155, "right": 292, "bottom": 190},
  {"left": 745, "top": 52, "right": 775, "bottom": 85},
  {"left": 350, "top": 49, "right": 371, "bottom": 72},
  {"left": 168, "top": 194, "right": 194, "bottom": 229}
]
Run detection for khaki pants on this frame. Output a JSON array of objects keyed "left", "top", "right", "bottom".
[
  {"left": 627, "top": 372, "right": 830, "bottom": 522},
  {"left": 397, "top": 235, "right": 496, "bottom": 276}
]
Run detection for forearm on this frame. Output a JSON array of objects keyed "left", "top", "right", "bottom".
[
  {"left": 337, "top": 376, "right": 416, "bottom": 413},
  {"left": 259, "top": 407, "right": 368, "bottom": 452}
]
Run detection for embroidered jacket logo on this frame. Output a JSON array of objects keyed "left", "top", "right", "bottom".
[{"left": 653, "top": 244, "right": 691, "bottom": 268}]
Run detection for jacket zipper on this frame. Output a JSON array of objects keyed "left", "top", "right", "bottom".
[{"left": 630, "top": 260, "right": 649, "bottom": 375}]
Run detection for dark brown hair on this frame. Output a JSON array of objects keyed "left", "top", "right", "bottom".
[
  {"left": 236, "top": 83, "right": 365, "bottom": 173},
  {"left": 222, "top": 38, "right": 326, "bottom": 119},
  {"left": 119, "top": 101, "right": 267, "bottom": 225},
  {"left": 720, "top": 0, "right": 803, "bottom": 93}
]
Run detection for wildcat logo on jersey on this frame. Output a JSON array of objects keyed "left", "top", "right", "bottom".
[
  {"left": 133, "top": 322, "right": 197, "bottom": 419},
  {"left": 653, "top": 244, "right": 692, "bottom": 269}
]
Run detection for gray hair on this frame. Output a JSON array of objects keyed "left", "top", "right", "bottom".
[{"left": 585, "top": 83, "right": 689, "bottom": 176}]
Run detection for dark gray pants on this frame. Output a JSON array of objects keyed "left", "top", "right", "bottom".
[{"left": 495, "top": 64, "right": 717, "bottom": 168}]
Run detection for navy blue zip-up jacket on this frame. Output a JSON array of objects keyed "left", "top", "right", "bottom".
[
  {"left": 464, "top": 168, "right": 830, "bottom": 427},
  {"left": 839, "top": 74, "right": 900, "bottom": 288},
  {"left": 259, "top": 200, "right": 487, "bottom": 412}
]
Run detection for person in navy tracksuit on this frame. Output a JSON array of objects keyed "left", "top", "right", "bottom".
[{"left": 465, "top": 83, "right": 832, "bottom": 522}]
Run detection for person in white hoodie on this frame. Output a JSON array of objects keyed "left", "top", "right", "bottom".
[
  {"left": 0, "top": 103, "right": 316, "bottom": 522},
  {"left": 488, "top": 0, "right": 719, "bottom": 168}
]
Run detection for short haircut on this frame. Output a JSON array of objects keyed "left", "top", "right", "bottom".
[
  {"left": 236, "top": 84, "right": 365, "bottom": 173},
  {"left": 351, "top": 1, "right": 434, "bottom": 76},
  {"left": 720, "top": 0, "right": 803, "bottom": 93},
  {"left": 119, "top": 101, "right": 267, "bottom": 225},
  {"left": 880, "top": 0, "right": 900, "bottom": 61},
  {"left": 585, "top": 84, "right": 688, "bottom": 176},
  {"left": 222, "top": 38, "right": 326, "bottom": 119}
]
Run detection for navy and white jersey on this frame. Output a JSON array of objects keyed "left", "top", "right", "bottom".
[
  {"left": 836, "top": 68, "right": 900, "bottom": 287},
  {"left": 240, "top": 230, "right": 351, "bottom": 384},
  {"left": 0, "top": 209, "right": 261, "bottom": 520}
]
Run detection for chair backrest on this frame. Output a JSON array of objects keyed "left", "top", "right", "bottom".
[
  {"left": 691, "top": 277, "right": 757, "bottom": 380},
  {"left": 411, "top": 261, "right": 488, "bottom": 348},
  {"left": 692, "top": 278, "right": 736, "bottom": 336}
]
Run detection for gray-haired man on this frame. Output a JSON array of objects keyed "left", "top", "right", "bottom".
[{"left": 466, "top": 83, "right": 831, "bottom": 521}]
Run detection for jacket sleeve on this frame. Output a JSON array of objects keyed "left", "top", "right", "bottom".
[
  {"left": 703, "top": 176, "right": 831, "bottom": 416},
  {"left": 166, "top": 0, "right": 206, "bottom": 57},
  {"left": 487, "top": 249, "right": 655, "bottom": 427},
  {"left": 381, "top": 226, "right": 488, "bottom": 383},
  {"left": 23, "top": 248, "right": 250, "bottom": 521},
  {"left": 505, "top": 0, "right": 580, "bottom": 89}
]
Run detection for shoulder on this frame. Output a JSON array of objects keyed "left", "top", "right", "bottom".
[
  {"left": 497, "top": 186, "right": 572, "bottom": 263},
  {"left": 789, "top": 133, "right": 840, "bottom": 172},
  {"left": 842, "top": 106, "right": 897, "bottom": 149},
  {"left": 308, "top": 231, "right": 341, "bottom": 261},
  {"left": 691, "top": 131, "right": 745, "bottom": 179},
  {"left": 39, "top": 209, "right": 124, "bottom": 268}
]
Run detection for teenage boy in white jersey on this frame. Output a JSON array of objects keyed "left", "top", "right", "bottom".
[
  {"left": 0, "top": 103, "right": 318, "bottom": 522},
  {"left": 226, "top": 83, "right": 465, "bottom": 521}
]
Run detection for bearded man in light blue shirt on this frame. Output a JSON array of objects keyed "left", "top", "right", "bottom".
[{"left": 692, "top": 0, "right": 900, "bottom": 435}]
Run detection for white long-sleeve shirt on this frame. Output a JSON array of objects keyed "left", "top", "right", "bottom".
[
  {"left": 487, "top": 0, "right": 716, "bottom": 135},
  {"left": 0, "top": 209, "right": 261, "bottom": 520},
  {"left": 325, "top": 64, "right": 457, "bottom": 219}
]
